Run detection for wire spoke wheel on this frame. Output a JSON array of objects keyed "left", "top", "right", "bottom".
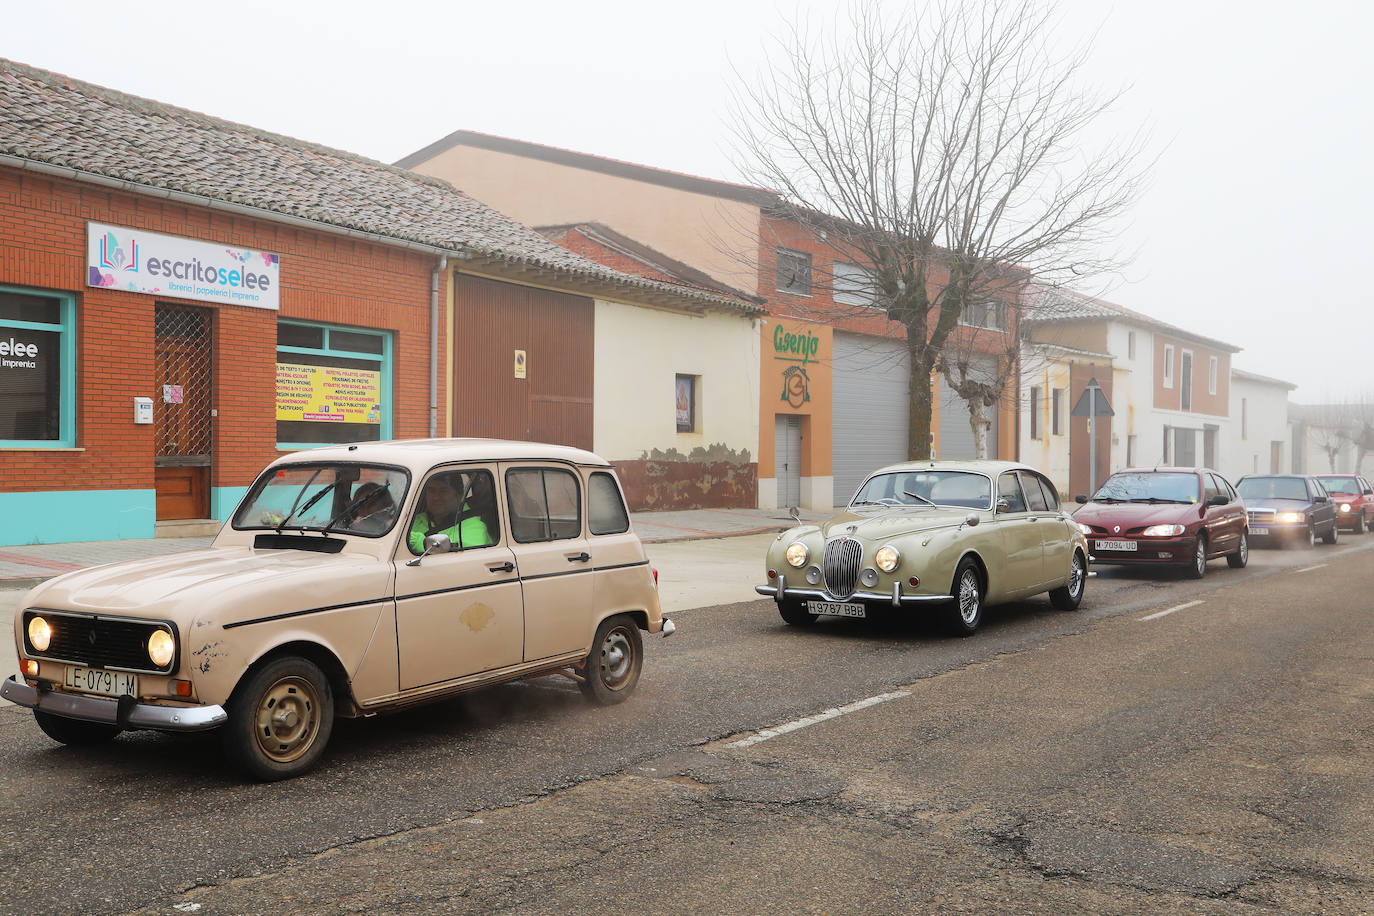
[{"left": 958, "top": 570, "right": 981, "bottom": 624}]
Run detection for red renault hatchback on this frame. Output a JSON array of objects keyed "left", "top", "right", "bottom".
[{"left": 1073, "top": 467, "right": 1248, "bottom": 578}]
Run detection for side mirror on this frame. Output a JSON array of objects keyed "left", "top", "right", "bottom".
[
  {"left": 405, "top": 532, "right": 453, "bottom": 567},
  {"left": 995, "top": 497, "right": 1011, "bottom": 513},
  {"left": 1314, "top": 495, "right": 1329, "bottom": 504},
  {"left": 964, "top": 513, "right": 980, "bottom": 527},
  {"left": 1074, "top": 494, "right": 1088, "bottom": 504},
  {"left": 1207, "top": 494, "right": 1228, "bottom": 506},
  {"left": 1364, "top": 489, "right": 1373, "bottom": 496}
]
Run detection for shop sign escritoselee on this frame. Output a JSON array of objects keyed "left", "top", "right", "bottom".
[{"left": 86, "top": 222, "right": 281, "bottom": 310}]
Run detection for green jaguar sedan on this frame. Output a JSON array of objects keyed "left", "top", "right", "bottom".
[{"left": 756, "top": 460, "right": 1089, "bottom": 635}]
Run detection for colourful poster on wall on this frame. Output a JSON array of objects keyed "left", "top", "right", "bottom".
[{"left": 275, "top": 363, "right": 382, "bottom": 424}]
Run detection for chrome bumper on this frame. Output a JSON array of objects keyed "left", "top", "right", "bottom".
[
  {"left": 1, "top": 675, "right": 227, "bottom": 732},
  {"left": 754, "top": 582, "right": 949, "bottom": 607}
]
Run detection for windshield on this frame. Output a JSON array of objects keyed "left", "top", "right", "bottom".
[
  {"left": 1091, "top": 472, "right": 1199, "bottom": 504},
  {"left": 1237, "top": 476, "right": 1310, "bottom": 501},
  {"left": 233, "top": 463, "right": 409, "bottom": 536},
  {"left": 852, "top": 470, "right": 992, "bottom": 510},
  {"left": 1317, "top": 475, "right": 1360, "bottom": 495}
]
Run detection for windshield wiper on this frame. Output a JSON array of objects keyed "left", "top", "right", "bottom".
[
  {"left": 902, "top": 489, "right": 937, "bottom": 508},
  {"left": 276, "top": 478, "right": 337, "bottom": 534},
  {"left": 1127, "top": 497, "right": 1191, "bottom": 504},
  {"left": 321, "top": 483, "right": 390, "bottom": 536}
]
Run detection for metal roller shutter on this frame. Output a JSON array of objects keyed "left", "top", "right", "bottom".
[
  {"left": 938, "top": 356, "right": 999, "bottom": 459},
  {"left": 832, "top": 333, "right": 910, "bottom": 505}
]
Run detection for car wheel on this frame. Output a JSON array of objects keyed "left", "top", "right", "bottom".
[
  {"left": 778, "top": 600, "right": 817, "bottom": 627},
  {"left": 34, "top": 710, "right": 122, "bottom": 746},
  {"left": 1322, "top": 521, "right": 1339, "bottom": 545},
  {"left": 1298, "top": 526, "right": 1315, "bottom": 549},
  {"left": 1354, "top": 512, "right": 1367, "bottom": 535},
  {"left": 946, "top": 558, "right": 984, "bottom": 637},
  {"left": 1185, "top": 534, "right": 1207, "bottom": 579},
  {"left": 1048, "top": 550, "right": 1086, "bottom": 611},
  {"left": 1226, "top": 531, "right": 1249, "bottom": 569},
  {"left": 223, "top": 655, "right": 334, "bottom": 781},
  {"left": 580, "top": 615, "right": 643, "bottom": 705}
]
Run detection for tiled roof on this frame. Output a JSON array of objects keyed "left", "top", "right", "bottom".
[
  {"left": 536, "top": 222, "right": 762, "bottom": 313},
  {"left": 0, "top": 59, "right": 746, "bottom": 313},
  {"left": 1231, "top": 367, "right": 1296, "bottom": 390},
  {"left": 1024, "top": 286, "right": 1240, "bottom": 353}
]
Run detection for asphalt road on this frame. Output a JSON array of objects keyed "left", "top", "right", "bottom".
[{"left": 2, "top": 534, "right": 1372, "bottom": 914}]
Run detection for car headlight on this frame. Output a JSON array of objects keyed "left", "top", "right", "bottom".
[
  {"left": 27, "top": 615, "right": 51, "bottom": 652},
  {"left": 1076, "top": 523, "right": 1093, "bottom": 536},
  {"left": 874, "top": 545, "right": 901, "bottom": 573},
  {"left": 1277, "top": 512, "right": 1304, "bottom": 524},
  {"left": 147, "top": 629, "right": 176, "bottom": 668},
  {"left": 1141, "top": 524, "right": 1186, "bottom": 537},
  {"left": 1340, "top": 503, "right": 1351, "bottom": 513},
  {"left": 860, "top": 567, "right": 880, "bottom": 588},
  {"left": 784, "top": 542, "right": 809, "bottom": 568}
]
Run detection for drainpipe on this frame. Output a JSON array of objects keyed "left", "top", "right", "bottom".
[{"left": 430, "top": 255, "right": 447, "bottom": 438}]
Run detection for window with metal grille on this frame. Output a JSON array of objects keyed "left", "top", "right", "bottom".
[
  {"left": 276, "top": 321, "right": 392, "bottom": 447},
  {"left": 0, "top": 286, "right": 75, "bottom": 446},
  {"left": 154, "top": 306, "right": 214, "bottom": 459}
]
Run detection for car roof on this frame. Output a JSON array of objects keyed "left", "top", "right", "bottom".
[
  {"left": 268, "top": 438, "right": 613, "bottom": 474},
  {"left": 867, "top": 459, "right": 1041, "bottom": 476},
  {"left": 1114, "top": 466, "right": 1209, "bottom": 475}
]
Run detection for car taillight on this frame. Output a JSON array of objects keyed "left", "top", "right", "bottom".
[{"left": 652, "top": 567, "right": 659, "bottom": 587}]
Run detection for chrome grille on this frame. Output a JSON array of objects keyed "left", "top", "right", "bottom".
[
  {"left": 822, "top": 537, "right": 863, "bottom": 599},
  {"left": 1247, "top": 509, "right": 1274, "bottom": 523}
]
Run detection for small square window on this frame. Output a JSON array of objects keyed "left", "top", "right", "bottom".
[
  {"left": 675, "top": 374, "right": 698, "bottom": 433},
  {"left": 776, "top": 248, "right": 811, "bottom": 296}
]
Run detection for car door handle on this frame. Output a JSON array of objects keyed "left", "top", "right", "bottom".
[
  {"left": 487, "top": 561, "right": 514, "bottom": 573},
  {"left": 567, "top": 552, "right": 591, "bottom": 563}
]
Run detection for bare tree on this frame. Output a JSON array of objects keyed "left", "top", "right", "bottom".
[
  {"left": 1338, "top": 394, "right": 1374, "bottom": 474},
  {"left": 729, "top": 0, "right": 1149, "bottom": 457}
]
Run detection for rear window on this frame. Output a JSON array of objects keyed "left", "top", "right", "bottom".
[{"left": 588, "top": 472, "right": 630, "bottom": 535}]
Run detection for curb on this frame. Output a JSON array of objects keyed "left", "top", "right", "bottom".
[
  {"left": 641, "top": 524, "right": 792, "bottom": 545},
  {"left": 0, "top": 577, "right": 45, "bottom": 592}
]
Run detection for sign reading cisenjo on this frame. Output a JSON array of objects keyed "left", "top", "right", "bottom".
[{"left": 86, "top": 222, "right": 280, "bottom": 310}]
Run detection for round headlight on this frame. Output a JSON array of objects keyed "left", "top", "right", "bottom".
[
  {"left": 147, "top": 629, "right": 176, "bottom": 668},
  {"left": 860, "top": 567, "right": 880, "bottom": 588},
  {"left": 805, "top": 565, "right": 822, "bottom": 585},
  {"left": 874, "top": 545, "right": 901, "bottom": 573},
  {"left": 27, "top": 616, "right": 51, "bottom": 652},
  {"left": 784, "top": 542, "right": 809, "bottom": 568},
  {"left": 1340, "top": 503, "right": 1351, "bottom": 513}
]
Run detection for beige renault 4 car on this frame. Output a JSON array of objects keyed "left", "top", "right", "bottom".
[{"left": 3, "top": 439, "right": 672, "bottom": 780}]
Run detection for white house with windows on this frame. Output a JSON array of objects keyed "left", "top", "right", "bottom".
[
  {"left": 1023, "top": 288, "right": 1242, "bottom": 493},
  {"left": 1226, "top": 369, "right": 1297, "bottom": 480}
]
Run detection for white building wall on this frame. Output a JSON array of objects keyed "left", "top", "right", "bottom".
[
  {"left": 1105, "top": 323, "right": 1157, "bottom": 470},
  {"left": 593, "top": 299, "right": 760, "bottom": 461},
  {"left": 1020, "top": 349, "right": 1073, "bottom": 495},
  {"left": 1227, "top": 376, "right": 1292, "bottom": 481}
]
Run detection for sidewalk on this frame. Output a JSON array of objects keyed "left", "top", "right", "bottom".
[{"left": 0, "top": 506, "right": 837, "bottom": 590}]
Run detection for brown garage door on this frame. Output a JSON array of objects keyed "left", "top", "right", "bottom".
[{"left": 453, "top": 275, "right": 593, "bottom": 449}]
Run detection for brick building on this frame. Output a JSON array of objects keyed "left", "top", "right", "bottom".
[{"left": 0, "top": 60, "right": 727, "bottom": 544}]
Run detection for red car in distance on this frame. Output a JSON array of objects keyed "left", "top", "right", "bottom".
[
  {"left": 1314, "top": 474, "right": 1374, "bottom": 534},
  {"left": 1073, "top": 467, "right": 1249, "bottom": 578}
]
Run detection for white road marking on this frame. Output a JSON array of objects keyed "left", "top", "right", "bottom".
[
  {"left": 724, "top": 690, "right": 912, "bottom": 749},
  {"left": 1295, "top": 563, "right": 1328, "bottom": 573},
  {"left": 1140, "top": 599, "right": 1204, "bottom": 622}
]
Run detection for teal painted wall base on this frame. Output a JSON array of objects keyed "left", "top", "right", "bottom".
[
  {"left": 0, "top": 489, "right": 156, "bottom": 546},
  {"left": 211, "top": 486, "right": 251, "bottom": 522}
]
